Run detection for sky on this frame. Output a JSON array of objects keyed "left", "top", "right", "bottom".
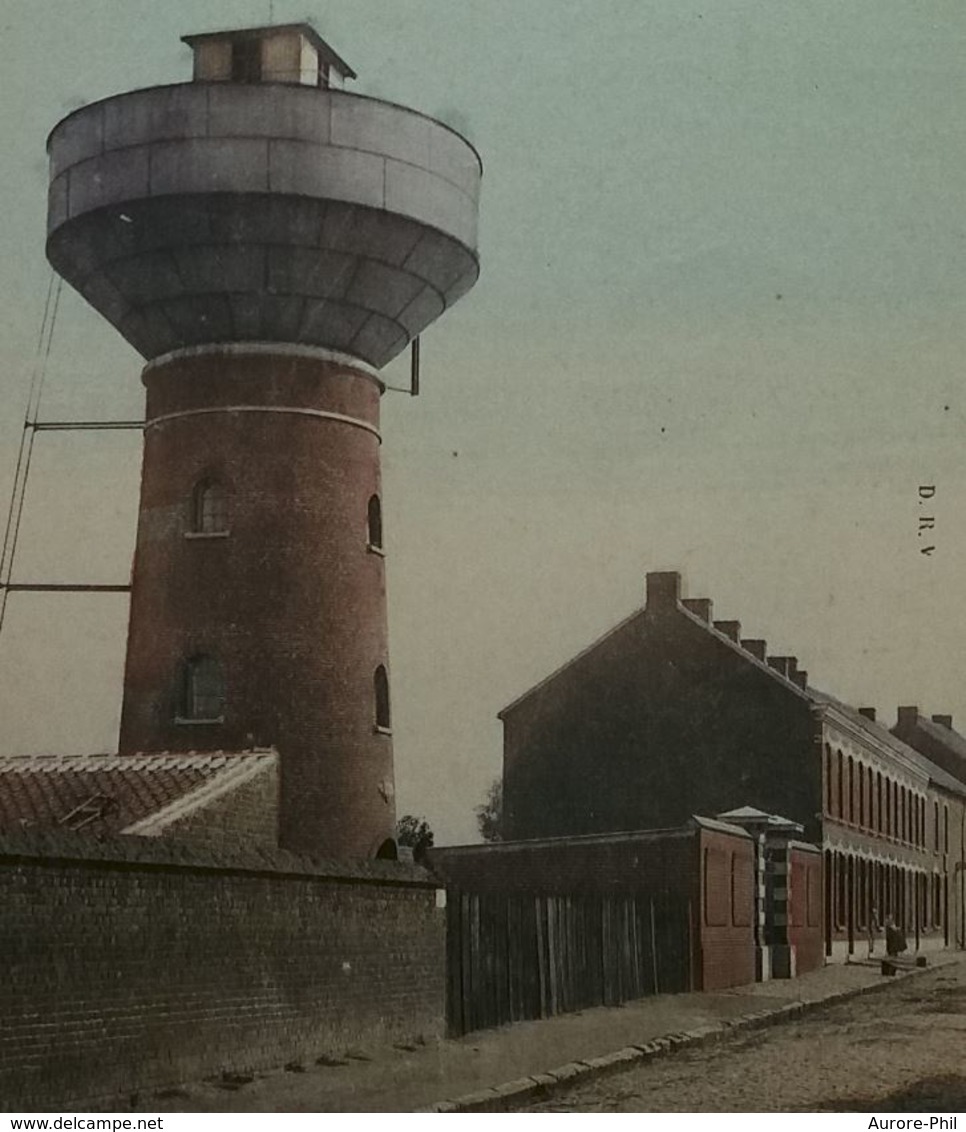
[{"left": 1, "top": 0, "right": 965, "bottom": 844}]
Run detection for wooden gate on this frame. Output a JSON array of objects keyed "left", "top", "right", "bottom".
[{"left": 446, "top": 889, "right": 692, "bottom": 1036}]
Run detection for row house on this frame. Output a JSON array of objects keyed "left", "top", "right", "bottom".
[{"left": 500, "top": 570, "right": 966, "bottom": 960}]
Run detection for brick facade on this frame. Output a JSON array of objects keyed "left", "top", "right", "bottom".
[
  {"left": 119, "top": 351, "right": 396, "bottom": 859},
  {"left": 698, "top": 824, "right": 757, "bottom": 990},
  {"left": 500, "top": 570, "right": 966, "bottom": 963},
  {"left": 0, "top": 832, "right": 444, "bottom": 1111},
  {"left": 819, "top": 708, "right": 966, "bottom": 959},
  {"left": 787, "top": 843, "right": 823, "bottom": 975}
]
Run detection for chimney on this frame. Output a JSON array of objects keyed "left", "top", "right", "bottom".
[
  {"left": 713, "top": 620, "right": 741, "bottom": 642},
  {"left": 932, "top": 714, "right": 953, "bottom": 730},
  {"left": 858, "top": 707, "right": 876, "bottom": 722},
  {"left": 793, "top": 670, "right": 808, "bottom": 690},
  {"left": 767, "top": 656, "right": 794, "bottom": 679},
  {"left": 645, "top": 571, "right": 681, "bottom": 613},
  {"left": 896, "top": 705, "right": 919, "bottom": 731},
  {"left": 683, "top": 598, "right": 713, "bottom": 622},
  {"left": 742, "top": 639, "right": 767, "bottom": 662}
]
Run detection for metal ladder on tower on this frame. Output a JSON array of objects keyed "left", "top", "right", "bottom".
[{"left": 0, "top": 273, "right": 143, "bottom": 644}]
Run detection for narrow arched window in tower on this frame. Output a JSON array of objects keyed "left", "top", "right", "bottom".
[
  {"left": 367, "top": 494, "right": 383, "bottom": 550},
  {"left": 374, "top": 664, "right": 391, "bottom": 731},
  {"left": 180, "top": 655, "right": 225, "bottom": 721},
  {"left": 191, "top": 478, "right": 228, "bottom": 535}
]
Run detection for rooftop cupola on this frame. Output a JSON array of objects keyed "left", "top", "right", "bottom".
[{"left": 182, "top": 23, "right": 356, "bottom": 88}]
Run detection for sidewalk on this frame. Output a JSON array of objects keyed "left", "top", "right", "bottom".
[{"left": 141, "top": 953, "right": 964, "bottom": 1113}]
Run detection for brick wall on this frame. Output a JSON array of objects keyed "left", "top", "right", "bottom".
[
  {"left": 147, "top": 759, "right": 280, "bottom": 850},
  {"left": 698, "top": 827, "right": 756, "bottom": 990},
  {"left": 1, "top": 831, "right": 444, "bottom": 1112},
  {"left": 787, "top": 843, "right": 823, "bottom": 974}
]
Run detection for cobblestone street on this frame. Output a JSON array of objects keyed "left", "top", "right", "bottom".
[{"left": 524, "top": 964, "right": 966, "bottom": 1112}]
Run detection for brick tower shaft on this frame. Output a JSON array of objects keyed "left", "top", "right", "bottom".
[{"left": 117, "top": 348, "right": 395, "bottom": 857}]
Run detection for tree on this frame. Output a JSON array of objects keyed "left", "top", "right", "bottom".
[
  {"left": 395, "top": 814, "right": 434, "bottom": 859},
  {"left": 475, "top": 777, "right": 502, "bottom": 842}
]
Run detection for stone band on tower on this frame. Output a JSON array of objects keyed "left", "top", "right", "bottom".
[{"left": 45, "top": 23, "right": 481, "bottom": 858}]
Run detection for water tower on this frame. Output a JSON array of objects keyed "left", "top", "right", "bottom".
[{"left": 45, "top": 23, "right": 481, "bottom": 858}]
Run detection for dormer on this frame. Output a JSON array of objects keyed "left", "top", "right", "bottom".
[{"left": 182, "top": 23, "right": 356, "bottom": 89}]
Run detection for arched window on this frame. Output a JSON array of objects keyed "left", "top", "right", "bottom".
[
  {"left": 180, "top": 655, "right": 225, "bottom": 721},
  {"left": 367, "top": 494, "right": 383, "bottom": 550},
  {"left": 191, "top": 478, "right": 228, "bottom": 534},
  {"left": 836, "top": 751, "right": 843, "bottom": 819},
  {"left": 876, "top": 772, "right": 882, "bottom": 834},
  {"left": 374, "top": 664, "right": 391, "bottom": 730},
  {"left": 834, "top": 852, "right": 846, "bottom": 928},
  {"left": 825, "top": 745, "right": 834, "bottom": 816},
  {"left": 847, "top": 757, "right": 854, "bottom": 824}
]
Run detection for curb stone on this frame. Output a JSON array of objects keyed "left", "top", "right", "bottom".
[{"left": 421, "top": 960, "right": 946, "bottom": 1113}]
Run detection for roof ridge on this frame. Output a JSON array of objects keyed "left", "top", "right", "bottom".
[
  {"left": 676, "top": 602, "right": 812, "bottom": 700},
  {"left": 498, "top": 607, "right": 648, "bottom": 718},
  {"left": 123, "top": 753, "right": 277, "bottom": 836},
  {"left": 0, "top": 749, "right": 275, "bottom": 773}
]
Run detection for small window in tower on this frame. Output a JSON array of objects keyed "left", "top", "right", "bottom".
[
  {"left": 232, "top": 38, "right": 262, "bottom": 83},
  {"left": 179, "top": 655, "right": 225, "bottom": 722},
  {"left": 374, "top": 664, "right": 391, "bottom": 732},
  {"left": 367, "top": 494, "right": 383, "bottom": 552},
  {"left": 189, "top": 478, "right": 229, "bottom": 536}
]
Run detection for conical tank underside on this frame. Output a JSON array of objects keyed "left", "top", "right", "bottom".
[{"left": 47, "top": 84, "right": 481, "bottom": 368}]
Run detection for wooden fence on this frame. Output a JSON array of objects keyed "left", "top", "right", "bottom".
[{"left": 446, "top": 889, "right": 693, "bottom": 1036}]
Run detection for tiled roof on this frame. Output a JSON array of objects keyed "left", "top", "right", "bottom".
[
  {"left": 910, "top": 715, "right": 966, "bottom": 771},
  {"left": 0, "top": 751, "right": 276, "bottom": 836}
]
